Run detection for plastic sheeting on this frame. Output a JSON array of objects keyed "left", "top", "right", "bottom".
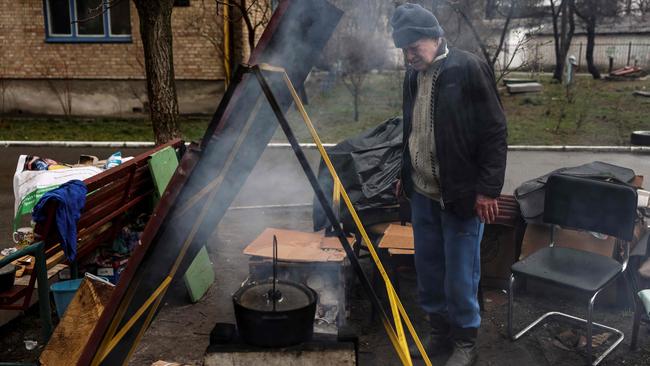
[
  {"left": 313, "top": 117, "right": 403, "bottom": 231},
  {"left": 514, "top": 161, "right": 636, "bottom": 223}
]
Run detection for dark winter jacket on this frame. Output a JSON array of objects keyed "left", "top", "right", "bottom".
[{"left": 401, "top": 47, "right": 507, "bottom": 219}]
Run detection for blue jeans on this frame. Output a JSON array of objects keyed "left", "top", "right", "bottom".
[{"left": 410, "top": 191, "right": 484, "bottom": 329}]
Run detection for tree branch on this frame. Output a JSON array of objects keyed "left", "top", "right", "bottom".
[
  {"left": 73, "top": 0, "right": 126, "bottom": 24},
  {"left": 491, "top": 0, "right": 516, "bottom": 67}
]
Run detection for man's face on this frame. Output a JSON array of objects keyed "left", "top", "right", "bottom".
[{"left": 403, "top": 38, "right": 440, "bottom": 71}]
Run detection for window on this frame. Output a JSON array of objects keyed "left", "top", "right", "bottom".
[
  {"left": 44, "top": 0, "right": 132, "bottom": 42},
  {"left": 173, "top": 0, "right": 190, "bottom": 7}
]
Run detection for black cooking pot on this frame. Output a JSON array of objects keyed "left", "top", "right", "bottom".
[
  {"left": 0, "top": 264, "right": 17, "bottom": 293},
  {"left": 232, "top": 279, "right": 317, "bottom": 347}
]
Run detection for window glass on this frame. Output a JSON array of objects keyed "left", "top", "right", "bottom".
[
  {"left": 76, "top": 0, "right": 104, "bottom": 36},
  {"left": 109, "top": 0, "right": 131, "bottom": 35},
  {"left": 48, "top": 0, "right": 72, "bottom": 35}
]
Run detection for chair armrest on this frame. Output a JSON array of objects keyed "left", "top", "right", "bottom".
[{"left": 0, "top": 241, "right": 45, "bottom": 268}]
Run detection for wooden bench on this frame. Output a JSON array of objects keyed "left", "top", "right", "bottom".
[{"left": 0, "top": 138, "right": 184, "bottom": 339}]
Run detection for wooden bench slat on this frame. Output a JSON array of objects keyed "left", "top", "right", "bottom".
[{"left": 84, "top": 179, "right": 131, "bottom": 209}]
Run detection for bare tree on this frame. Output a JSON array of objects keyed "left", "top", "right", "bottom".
[
  {"left": 338, "top": 33, "right": 388, "bottom": 121},
  {"left": 549, "top": 0, "right": 576, "bottom": 81},
  {"left": 38, "top": 56, "right": 73, "bottom": 117},
  {"left": 218, "top": 0, "right": 272, "bottom": 76},
  {"left": 183, "top": 0, "right": 271, "bottom": 82},
  {"left": 322, "top": 0, "right": 391, "bottom": 121},
  {"left": 411, "top": 0, "right": 543, "bottom": 79},
  {"left": 574, "top": 0, "right": 619, "bottom": 79},
  {"left": 625, "top": 0, "right": 650, "bottom": 15}
]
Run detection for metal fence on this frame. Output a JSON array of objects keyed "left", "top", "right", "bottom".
[{"left": 503, "top": 41, "right": 650, "bottom": 71}]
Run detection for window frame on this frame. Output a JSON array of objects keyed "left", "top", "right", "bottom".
[{"left": 43, "top": 0, "right": 133, "bottom": 43}]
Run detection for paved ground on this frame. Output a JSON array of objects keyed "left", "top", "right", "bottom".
[
  {"left": 0, "top": 145, "right": 649, "bottom": 365},
  {"left": 1, "top": 146, "right": 649, "bottom": 245}
]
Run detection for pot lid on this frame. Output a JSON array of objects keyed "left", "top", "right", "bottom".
[{"left": 235, "top": 280, "right": 314, "bottom": 312}]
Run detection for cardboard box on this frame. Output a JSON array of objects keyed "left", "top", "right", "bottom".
[
  {"left": 520, "top": 224, "right": 616, "bottom": 259},
  {"left": 481, "top": 224, "right": 523, "bottom": 289},
  {"left": 243, "top": 228, "right": 352, "bottom": 262},
  {"left": 521, "top": 221, "right": 647, "bottom": 260},
  {"left": 378, "top": 224, "right": 413, "bottom": 250}
]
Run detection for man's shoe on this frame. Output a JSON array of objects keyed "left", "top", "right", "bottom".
[
  {"left": 408, "top": 333, "right": 451, "bottom": 358},
  {"left": 444, "top": 338, "right": 477, "bottom": 366},
  {"left": 409, "top": 313, "right": 452, "bottom": 358},
  {"left": 445, "top": 326, "right": 478, "bottom": 366}
]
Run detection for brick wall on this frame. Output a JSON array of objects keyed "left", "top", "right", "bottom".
[{"left": 0, "top": 0, "right": 226, "bottom": 80}]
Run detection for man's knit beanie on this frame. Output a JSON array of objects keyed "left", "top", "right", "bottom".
[{"left": 391, "top": 3, "right": 444, "bottom": 48}]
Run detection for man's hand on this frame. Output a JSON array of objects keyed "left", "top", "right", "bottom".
[
  {"left": 394, "top": 179, "right": 402, "bottom": 198},
  {"left": 475, "top": 194, "right": 498, "bottom": 224}
]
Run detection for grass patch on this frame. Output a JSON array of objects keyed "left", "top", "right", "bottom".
[
  {"left": 0, "top": 117, "right": 210, "bottom": 142},
  {"left": 503, "top": 75, "right": 650, "bottom": 145},
  {"left": 0, "top": 72, "right": 648, "bottom": 145}
]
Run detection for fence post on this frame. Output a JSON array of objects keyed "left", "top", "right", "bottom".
[{"left": 627, "top": 41, "right": 632, "bottom": 66}]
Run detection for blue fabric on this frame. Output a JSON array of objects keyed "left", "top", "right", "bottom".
[
  {"left": 411, "top": 190, "right": 484, "bottom": 329},
  {"left": 32, "top": 180, "right": 87, "bottom": 262}
]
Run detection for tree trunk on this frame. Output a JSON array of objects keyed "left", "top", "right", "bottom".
[
  {"left": 552, "top": 0, "right": 568, "bottom": 80},
  {"left": 133, "top": 0, "right": 181, "bottom": 145},
  {"left": 353, "top": 88, "right": 359, "bottom": 122},
  {"left": 584, "top": 16, "right": 601, "bottom": 79},
  {"left": 552, "top": 0, "right": 574, "bottom": 81}
]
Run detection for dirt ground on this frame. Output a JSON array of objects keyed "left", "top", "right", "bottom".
[
  {"left": 129, "top": 206, "right": 650, "bottom": 366},
  {"left": 1, "top": 207, "right": 650, "bottom": 365}
]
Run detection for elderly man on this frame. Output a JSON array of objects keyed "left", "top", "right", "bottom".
[{"left": 391, "top": 3, "right": 507, "bottom": 366}]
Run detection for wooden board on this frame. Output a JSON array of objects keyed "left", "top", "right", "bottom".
[
  {"left": 40, "top": 276, "right": 114, "bottom": 366},
  {"left": 14, "top": 264, "right": 67, "bottom": 287},
  {"left": 387, "top": 248, "right": 414, "bottom": 255},
  {"left": 182, "top": 246, "right": 215, "bottom": 303},
  {"left": 148, "top": 146, "right": 179, "bottom": 198},
  {"left": 378, "top": 224, "right": 414, "bottom": 250}
]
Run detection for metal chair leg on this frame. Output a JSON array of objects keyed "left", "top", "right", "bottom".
[
  {"left": 508, "top": 276, "right": 622, "bottom": 366},
  {"left": 508, "top": 273, "right": 515, "bottom": 339},
  {"left": 586, "top": 290, "right": 597, "bottom": 365}
]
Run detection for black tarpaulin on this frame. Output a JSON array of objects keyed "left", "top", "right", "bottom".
[{"left": 313, "top": 117, "right": 403, "bottom": 231}]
